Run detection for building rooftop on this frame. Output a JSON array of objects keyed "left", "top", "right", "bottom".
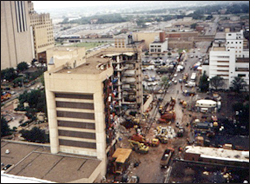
[
  {"left": 185, "top": 146, "right": 249, "bottom": 163},
  {"left": 215, "top": 32, "right": 226, "bottom": 40},
  {"left": 55, "top": 57, "right": 112, "bottom": 75},
  {"left": 47, "top": 47, "right": 80, "bottom": 52},
  {"left": 151, "top": 40, "right": 166, "bottom": 44},
  {"left": 1, "top": 141, "right": 101, "bottom": 183},
  {"left": 212, "top": 47, "right": 226, "bottom": 51}
]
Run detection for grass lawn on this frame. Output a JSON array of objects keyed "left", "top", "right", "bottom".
[{"left": 177, "top": 48, "right": 189, "bottom": 53}]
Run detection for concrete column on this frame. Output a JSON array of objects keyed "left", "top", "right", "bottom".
[
  {"left": 94, "top": 90, "right": 106, "bottom": 160},
  {"left": 46, "top": 90, "right": 59, "bottom": 154}
]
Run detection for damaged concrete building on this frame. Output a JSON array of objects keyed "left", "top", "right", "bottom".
[{"left": 43, "top": 36, "right": 143, "bottom": 181}]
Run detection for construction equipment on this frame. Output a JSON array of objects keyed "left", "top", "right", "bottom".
[
  {"left": 177, "top": 127, "right": 185, "bottom": 137},
  {"left": 155, "top": 126, "right": 168, "bottom": 143},
  {"left": 179, "top": 100, "right": 187, "bottom": 108},
  {"left": 183, "top": 73, "right": 189, "bottom": 83},
  {"left": 158, "top": 97, "right": 176, "bottom": 123},
  {"left": 148, "top": 138, "right": 160, "bottom": 147},
  {"left": 159, "top": 97, "right": 176, "bottom": 115},
  {"left": 160, "top": 147, "right": 175, "bottom": 168},
  {"left": 130, "top": 134, "right": 159, "bottom": 147},
  {"left": 111, "top": 148, "right": 132, "bottom": 174},
  {"left": 160, "top": 110, "right": 176, "bottom": 122},
  {"left": 156, "top": 135, "right": 168, "bottom": 144},
  {"left": 128, "top": 140, "right": 149, "bottom": 154}
]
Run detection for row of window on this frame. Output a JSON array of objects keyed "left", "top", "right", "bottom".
[
  {"left": 227, "top": 41, "right": 242, "bottom": 44},
  {"left": 150, "top": 49, "right": 161, "bottom": 52},
  {"left": 38, "top": 42, "right": 54, "bottom": 48},
  {"left": 15, "top": 1, "right": 27, "bottom": 33}
]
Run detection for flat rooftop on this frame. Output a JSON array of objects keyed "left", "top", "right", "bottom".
[
  {"left": 185, "top": 146, "right": 249, "bottom": 163},
  {"left": 1, "top": 141, "right": 101, "bottom": 183},
  {"left": 55, "top": 57, "right": 112, "bottom": 75},
  {"left": 215, "top": 32, "right": 226, "bottom": 40},
  {"left": 47, "top": 47, "right": 81, "bottom": 52}
]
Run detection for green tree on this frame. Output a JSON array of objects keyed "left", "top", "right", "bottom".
[
  {"left": 230, "top": 76, "right": 247, "bottom": 93},
  {"left": 209, "top": 76, "right": 224, "bottom": 91},
  {"left": 199, "top": 71, "right": 209, "bottom": 92},
  {"left": 40, "top": 74, "right": 45, "bottom": 86},
  {"left": 12, "top": 77, "right": 24, "bottom": 87},
  {"left": 1, "top": 117, "right": 11, "bottom": 137},
  {"left": 190, "top": 23, "right": 197, "bottom": 29},
  {"left": 19, "top": 127, "right": 49, "bottom": 143},
  {"left": 17, "top": 61, "right": 28, "bottom": 72},
  {"left": 1, "top": 68, "right": 18, "bottom": 82},
  {"left": 160, "top": 76, "right": 169, "bottom": 87}
]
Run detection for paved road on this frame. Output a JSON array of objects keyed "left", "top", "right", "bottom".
[{"left": 205, "top": 16, "right": 219, "bottom": 36}]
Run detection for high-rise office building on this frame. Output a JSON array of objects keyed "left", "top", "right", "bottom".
[
  {"left": 1, "top": 1, "right": 33, "bottom": 69},
  {"left": 28, "top": 1, "right": 54, "bottom": 63}
]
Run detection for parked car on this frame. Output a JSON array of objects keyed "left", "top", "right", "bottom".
[{"left": 3, "top": 164, "right": 12, "bottom": 170}]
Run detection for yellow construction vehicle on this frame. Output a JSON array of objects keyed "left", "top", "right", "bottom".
[
  {"left": 111, "top": 148, "right": 132, "bottom": 174},
  {"left": 128, "top": 140, "right": 149, "bottom": 154}
]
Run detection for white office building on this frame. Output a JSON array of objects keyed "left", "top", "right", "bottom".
[{"left": 202, "top": 31, "right": 249, "bottom": 89}]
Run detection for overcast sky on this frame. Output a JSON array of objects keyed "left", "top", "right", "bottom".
[{"left": 33, "top": 1, "right": 139, "bottom": 10}]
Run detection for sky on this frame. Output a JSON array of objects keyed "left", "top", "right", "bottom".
[
  {"left": 33, "top": 1, "right": 139, "bottom": 10},
  {"left": 33, "top": 1, "right": 249, "bottom": 11}
]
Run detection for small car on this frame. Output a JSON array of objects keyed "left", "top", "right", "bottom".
[{"left": 3, "top": 164, "right": 12, "bottom": 170}]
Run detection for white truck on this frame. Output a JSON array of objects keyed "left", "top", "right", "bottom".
[
  {"left": 190, "top": 72, "right": 197, "bottom": 81},
  {"left": 185, "top": 81, "right": 196, "bottom": 88}
]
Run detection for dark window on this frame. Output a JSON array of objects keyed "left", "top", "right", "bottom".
[
  {"left": 56, "top": 101, "right": 94, "bottom": 110},
  {"left": 59, "top": 139, "right": 96, "bottom": 149},
  {"left": 58, "top": 130, "right": 96, "bottom": 139},
  {"left": 57, "top": 111, "right": 95, "bottom": 119},
  {"left": 238, "top": 74, "right": 246, "bottom": 77},
  {"left": 58, "top": 120, "right": 95, "bottom": 129},
  {"left": 55, "top": 93, "right": 93, "bottom": 100}
]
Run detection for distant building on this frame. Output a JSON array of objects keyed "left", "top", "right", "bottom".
[
  {"left": 1, "top": 1, "right": 34, "bottom": 69},
  {"left": 202, "top": 30, "right": 249, "bottom": 89},
  {"left": 132, "top": 31, "right": 164, "bottom": 50},
  {"left": 166, "top": 31, "right": 198, "bottom": 49},
  {"left": 28, "top": 1, "right": 54, "bottom": 64},
  {"left": 149, "top": 32, "right": 168, "bottom": 54}
]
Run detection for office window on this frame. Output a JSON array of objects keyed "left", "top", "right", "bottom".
[
  {"left": 15, "top": 1, "right": 27, "bottom": 32},
  {"left": 238, "top": 74, "right": 246, "bottom": 77}
]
